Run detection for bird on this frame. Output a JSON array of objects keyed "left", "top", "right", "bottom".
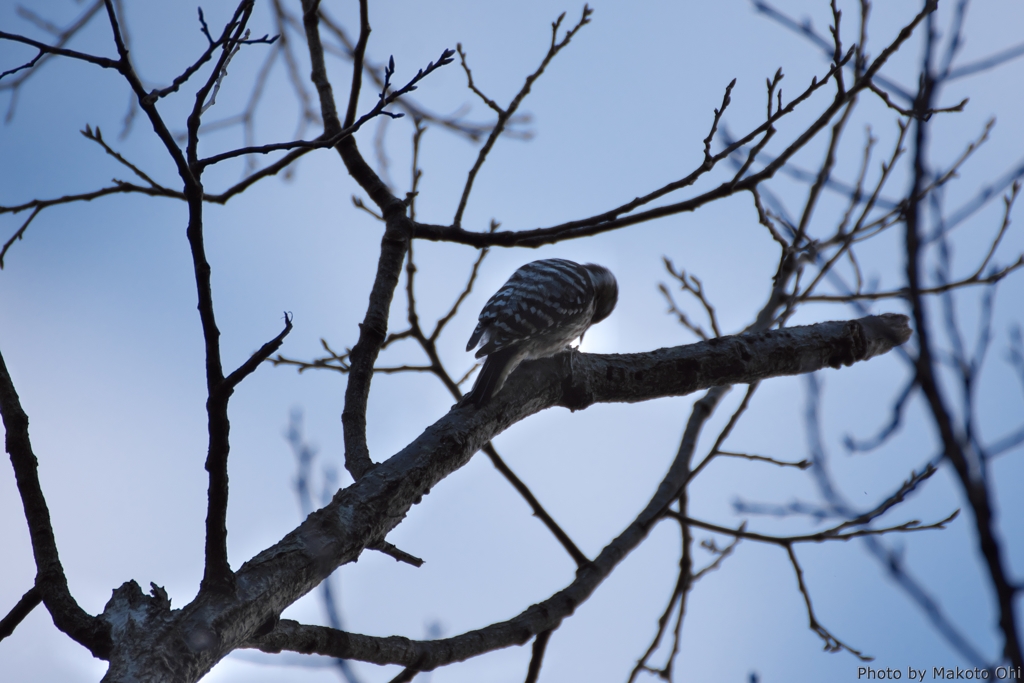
[{"left": 463, "top": 258, "right": 618, "bottom": 407}]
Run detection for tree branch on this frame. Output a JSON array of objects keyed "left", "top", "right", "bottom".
[
  {"left": 0, "top": 29, "right": 119, "bottom": 72},
  {"left": 452, "top": 5, "right": 592, "bottom": 227},
  {"left": 244, "top": 312, "right": 903, "bottom": 670},
  {"left": 0, "top": 349, "right": 111, "bottom": 657},
  {"left": 222, "top": 314, "right": 294, "bottom": 392},
  {"left": 92, "top": 314, "right": 911, "bottom": 678},
  {"left": 413, "top": 0, "right": 937, "bottom": 250},
  {"left": 299, "top": 0, "right": 416, "bottom": 480},
  {"left": 0, "top": 586, "right": 41, "bottom": 641},
  {"left": 524, "top": 630, "right": 552, "bottom": 683},
  {"left": 904, "top": 33, "right": 1024, "bottom": 664}
]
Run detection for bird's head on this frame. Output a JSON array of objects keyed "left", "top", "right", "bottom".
[{"left": 583, "top": 263, "right": 618, "bottom": 324}]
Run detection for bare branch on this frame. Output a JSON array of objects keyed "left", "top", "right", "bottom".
[
  {"left": 415, "top": 3, "right": 937, "bottom": 250},
  {"left": 145, "top": 6, "right": 278, "bottom": 104},
  {"left": 316, "top": 7, "right": 500, "bottom": 141},
  {"left": 788, "top": 545, "right": 872, "bottom": 660},
  {"left": 868, "top": 81, "right": 966, "bottom": 119},
  {"left": 691, "top": 533, "right": 742, "bottom": 582},
  {"left": 452, "top": 5, "right": 592, "bottom": 227},
  {"left": 369, "top": 541, "right": 424, "bottom": 568},
  {"left": 0, "top": 586, "right": 41, "bottom": 642},
  {"left": 751, "top": 0, "right": 913, "bottom": 102},
  {"left": 690, "top": 383, "right": 760, "bottom": 480},
  {"left": 904, "top": 30, "right": 1024, "bottom": 663},
  {"left": 222, "top": 314, "right": 294, "bottom": 392},
  {"left": 704, "top": 78, "right": 737, "bottom": 163},
  {"left": 431, "top": 248, "right": 489, "bottom": 342},
  {"left": 678, "top": 511, "right": 957, "bottom": 550},
  {"left": 524, "top": 630, "right": 552, "bottom": 683},
  {"left": 80, "top": 125, "right": 163, "bottom": 188},
  {"left": 0, "top": 206, "right": 41, "bottom": 270},
  {"left": 844, "top": 376, "right": 918, "bottom": 452},
  {"left": 947, "top": 41, "right": 1024, "bottom": 81},
  {"left": 0, "top": 349, "right": 111, "bottom": 657},
  {"left": 662, "top": 257, "right": 722, "bottom": 339},
  {"left": 714, "top": 451, "right": 812, "bottom": 469},
  {"left": 482, "top": 445, "right": 589, "bottom": 568},
  {"left": 801, "top": 257, "right": 1024, "bottom": 302},
  {"left": 0, "top": 10, "right": 116, "bottom": 78}
]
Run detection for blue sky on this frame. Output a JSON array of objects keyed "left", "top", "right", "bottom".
[{"left": 2, "top": 1, "right": 1023, "bottom": 681}]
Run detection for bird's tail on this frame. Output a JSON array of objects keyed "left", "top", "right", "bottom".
[{"left": 462, "top": 346, "right": 519, "bottom": 408}]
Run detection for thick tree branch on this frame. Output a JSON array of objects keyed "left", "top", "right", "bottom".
[
  {"left": 241, "top": 315, "right": 909, "bottom": 668},
  {"left": 326, "top": 242, "right": 590, "bottom": 567},
  {"left": 95, "top": 314, "right": 909, "bottom": 679}
]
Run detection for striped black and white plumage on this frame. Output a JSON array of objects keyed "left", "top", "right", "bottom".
[{"left": 463, "top": 258, "right": 618, "bottom": 407}]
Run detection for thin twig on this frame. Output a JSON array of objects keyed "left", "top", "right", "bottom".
[
  {"left": 452, "top": 6, "right": 592, "bottom": 227},
  {"left": 714, "top": 451, "right": 811, "bottom": 469},
  {"left": 787, "top": 545, "right": 872, "bottom": 660}
]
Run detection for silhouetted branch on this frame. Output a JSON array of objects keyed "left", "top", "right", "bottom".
[
  {"left": 802, "top": 361, "right": 992, "bottom": 667},
  {"left": 947, "top": 41, "right": 1024, "bottom": 81},
  {"left": 676, "top": 510, "right": 956, "bottom": 545},
  {"left": 146, "top": 5, "right": 277, "bottom": 104},
  {"left": 482, "top": 444, "right": 589, "bottom": 568},
  {"left": 0, "top": 586, "right": 41, "bottom": 642},
  {"left": 714, "top": 451, "right": 811, "bottom": 469},
  {"left": 223, "top": 314, "right": 294, "bottom": 392},
  {"left": 661, "top": 257, "right": 722, "bottom": 340},
  {"left": 298, "top": 0, "right": 409, "bottom": 480},
  {"left": 844, "top": 376, "right": 918, "bottom": 452},
  {"left": 284, "top": 412, "right": 363, "bottom": 683},
  {"left": 369, "top": 541, "right": 424, "bottom": 568},
  {"left": 800, "top": 258, "right": 1024, "bottom": 302},
  {"left": 751, "top": 0, "right": 913, "bottom": 102},
  {"left": 690, "top": 383, "right": 760, "bottom": 480},
  {"left": 868, "top": 81, "right": 966, "bottom": 119},
  {"left": 0, "top": 2, "right": 106, "bottom": 119},
  {"left": 316, "top": 6, "right": 506, "bottom": 141},
  {"left": 416, "top": 0, "right": 935, "bottom": 249},
  {"left": 452, "top": 5, "right": 592, "bottom": 227},
  {"left": 787, "top": 545, "right": 871, "bottom": 660},
  {"left": 691, "top": 533, "right": 742, "bottom": 582},
  {"left": 905, "top": 51, "right": 1023, "bottom": 660},
  {"left": 0, "top": 349, "right": 111, "bottom": 657},
  {"left": 524, "top": 630, "right": 552, "bottom": 683},
  {"left": 0, "top": 25, "right": 117, "bottom": 73}
]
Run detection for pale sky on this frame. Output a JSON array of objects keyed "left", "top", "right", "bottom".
[{"left": 2, "top": 1, "right": 1023, "bottom": 682}]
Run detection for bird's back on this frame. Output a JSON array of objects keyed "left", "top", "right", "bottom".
[{"left": 469, "top": 258, "right": 597, "bottom": 359}]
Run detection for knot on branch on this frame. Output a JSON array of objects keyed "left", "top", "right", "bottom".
[
  {"left": 827, "top": 314, "right": 910, "bottom": 368},
  {"left": 357, "top": 321, "right": 388, "bottom": 344},
  {"left": 382, "top": 212, "right": 415, "bottom": 247},
  {"left": 828, "top": 320, "right": 869, "bottom": 368},
  {"left": 100, "top": 581, "right": 176, "bottom": 658}
]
